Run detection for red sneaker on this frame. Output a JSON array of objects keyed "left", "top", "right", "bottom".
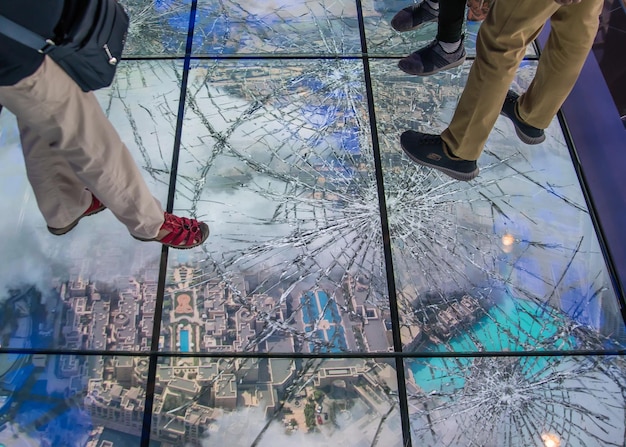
[
  {"left": 48, "top": 195, "right": 106, "bottom": 235},
  {"left": 134, "top": 212, "right": 209, "bottom": 249}
]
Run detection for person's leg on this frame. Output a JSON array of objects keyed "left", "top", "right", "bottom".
[
  {"left": 0, "top": 56, "right": 164, "bottom": 239},
  {"left": 436, "top": 0, "right": 467, "bottom": 44},
  {"left": 399, "top": 0, "right": 571, "bottom": 180},
  {"left": 16, "top": 120, "right": 95, "bottom": 229},
  {"left": 441, "top": 0, "right": 560, "bottom": 160},
  {"left": 17, "top": 122, "right": 107, "bottom": 235},
  {"left": 398, "top": 0, "right": 468, "bottom": 76},
  {"left": 518, "top": 0, "right": 603, "bottom": 129}
]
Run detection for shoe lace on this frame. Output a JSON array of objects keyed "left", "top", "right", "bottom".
[
  {"left": 420, "top": 133, "right": 442, "bottom": 145},
  {"left": 503, "top": 93, "right": 530, "bottom": 125},
  {"left": 503, "top": 93, "right": 518, "bottom": 107},
  {"left": 162, "top": 213, "right": 202, "bottom": 244}
]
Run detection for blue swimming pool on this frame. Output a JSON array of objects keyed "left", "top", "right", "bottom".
[
  {"left": 180, "top": 330, "right": 190, "bottom": 352},
  {"left": 302, "top": 290, "right": 348, "bottom": 352},
  {"left": 409, "top": 295, "right": 576, "bottom": 393}
]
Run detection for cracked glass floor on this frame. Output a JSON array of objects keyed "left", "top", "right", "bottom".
[{"left": 1, "top": 1, "right": 625, "bottom": 446}]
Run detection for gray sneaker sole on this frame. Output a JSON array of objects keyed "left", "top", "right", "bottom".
[
  {"left": 499, "top": 110, "right": 546, "bottom": 145},
  {"left": 399, "top": 54, "right": 466, "bottom": 77},
  {"left": 400, "top": 144, "right": 479, "bottom": 181}
]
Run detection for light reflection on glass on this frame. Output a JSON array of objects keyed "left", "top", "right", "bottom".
[{"left": 542, "top": 432, "right": 561, "bottom": 447}]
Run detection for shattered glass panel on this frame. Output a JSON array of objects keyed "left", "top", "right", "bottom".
[
  {"left": 96, "top": 60, "right": 182, "bottom": 203},
  {"left": 152, "top": 356, "right": 402, "bottom": 446},
  {"left": 0, "top": 353, "right": 145, "bottom": 446},
  {"left": 120, "top": 0, "right": 193, "bottom": 56},
  {"left": 0, "top": 60, "right": 182, "bottom": 352},
  {"left": 371, "top": 59, "right": 626, "bottom": 352},
  {"left": 193, "top": 0, "right": 361, "bottom": 55},
  {"left": 163, "top": 58, "right": 394, "bottom": 353},
  {"left": 406, "top": 353, "right": 626, "bottom": 446},
  {"left": 361, "top": 0, "right": 538, "bottom": 57}
]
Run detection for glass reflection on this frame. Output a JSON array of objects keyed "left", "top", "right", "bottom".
[
  {"left": 122, "top": 0, "right": 192, "bottom": 56},
  {"left": 406, "top": 354, "right": 626, "bottom": 446},
  {"left": 160, "top": 58, "right": 393, "bottom": 353},
  {"left": 0, "top": 277, "right": 160, "bottom": 353},
  {"left": 193, "top": 0, "right": 361, "bottom": 55},
  {"left": 153, "top": 357, "right": 402, "bottom": 446},
  {"left": 0, "top": 353, "right": 144, "bottom": 446},
  {"left": 370, "top": 59, "right": 625, "bottom": 351},
  {"left": 361, "top": 0, "right": 537, "bottom": 56}
]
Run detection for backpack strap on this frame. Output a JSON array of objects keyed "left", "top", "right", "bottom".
[{"left": 0, "top": 15, "right": 56, "bottom": 53}]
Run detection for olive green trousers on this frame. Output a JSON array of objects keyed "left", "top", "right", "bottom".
[{"left": 442, "top": 0, "right": 603, "bottom": 160}]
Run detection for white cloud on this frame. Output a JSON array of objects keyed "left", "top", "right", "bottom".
[{"left": 198, "top": 406, "right": 331, "bottom": 447}]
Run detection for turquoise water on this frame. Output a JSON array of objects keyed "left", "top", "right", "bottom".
[
  {"left": 301, "top": 290, "right": 347, "bottom": 352},
  {"left": 180, "top": 330, "right": 190, "bottom": 352},
  {"left": 409, "top": 296, "right": 575, "bottom": 393}
]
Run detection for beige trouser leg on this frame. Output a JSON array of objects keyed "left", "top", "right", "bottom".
[
  {"left": 518, "top": 1, "right": 603, "bottom": 128},
  {"left": 0, "top": 56, "right": 164, "bottom": 238},
  {"left": 441, "top": 0, "right": 603, "bottom": 160}
]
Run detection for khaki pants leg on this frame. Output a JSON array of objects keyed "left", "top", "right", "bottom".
[
  {"left": 441, "top": 0, "right": 600, "bottom": 160},
  {"left": 518, "top": 0, "right": 603, "bottom": 128},
  {"left": 0, "top": 56, "right": 164, "bottom": 238},
  {"left": 17, "top": 121, "right": 94, "bottom": 227}
]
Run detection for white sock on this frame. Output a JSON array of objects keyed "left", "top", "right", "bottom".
[
  {"left": 425, "top": 0, "right": 439, "bottom": 10},
  {"left": 439, "top": 39, "right": 461, "bottom": 53}
]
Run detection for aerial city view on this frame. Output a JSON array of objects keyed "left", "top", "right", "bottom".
[{"left": 1, "top": 1, "right": 625, "bottom": 447}]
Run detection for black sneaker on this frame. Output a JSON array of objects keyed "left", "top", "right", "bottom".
[
  {"left": 400, "top": 130, "right": 479, "bottom": 181},
  {"left": 500, "top": 90, "right": 545, "bottom": 144},
  {"left": 398, "top": 36, "right": 466, "bottom": 76},
  {"left": 391, "top": 2, "right": 439, "bottom": 32}
]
